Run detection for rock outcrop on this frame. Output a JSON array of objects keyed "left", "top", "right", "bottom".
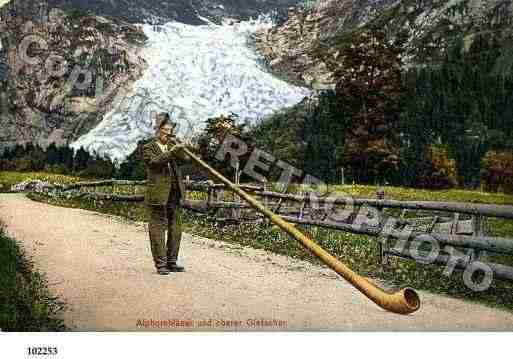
[
  {"left": 45, "top": 0, "right": 300, "bottom": 25},
  {"left": 0, "top": 1, "right": 148, "bottom": 150},
  {"left": 254, "top": 0, "right": 513, "bottom": 89}
]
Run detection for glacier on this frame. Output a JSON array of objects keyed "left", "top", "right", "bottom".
[{"left": 71, "top": 17, "right": 311, "bottom": 162}]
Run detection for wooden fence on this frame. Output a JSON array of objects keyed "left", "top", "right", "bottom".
[{"left": 41, "top": 178, "right": 513, "bottom": 281}]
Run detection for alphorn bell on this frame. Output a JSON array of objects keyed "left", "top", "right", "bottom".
[{"left": 174, "top": 139, "right": 420, "bottom": 314}]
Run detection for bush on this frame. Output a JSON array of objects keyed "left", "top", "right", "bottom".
[
  {"left": 481, "top": 151, "right": 513, "bottom": 194},
  {"left": 65, "top": 7, "right": 89, "bottom": 21},
  {"left": 416, "top": 145, "right": 458, "bottom": 189},
  {"left": 13, "top": 158, "right": 33, "bottom": 172},
  {"left": 0, "top": 159, "right": 15, "bottom": 171},
  {"left": 78, "top": 158, "right": 115, "bottom": 179},
  {"left": 44, "top": 164, "right": 69, "bottom": 175}
]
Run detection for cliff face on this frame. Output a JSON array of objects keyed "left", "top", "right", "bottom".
[
  {"left": 44, "top": 0, "right": 300, "bottom": 25},
  {"left": 254, "top": 0, "right": 513, "bottom": 89},
  {"left": 0, "top": 0, "right": 303, "bottom": 152},
  {"left": 0, "top": 1, "right": 147, "bottom": 149}
]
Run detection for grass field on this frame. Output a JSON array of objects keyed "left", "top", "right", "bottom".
[
  {"left": 0, "top": 224, "right": 66, "bottom": 331},
  {"left": 4, "top": 171, "right": 513, "bottom": 311},
  {"left": 328, "top": 184, "right": 513, "bottom": 205},
  {"left": 0, "top": 171, "right": 80, "bottom": 192},
  {"left": 4, "top": 171, "right": 513, "bottom": 204}
]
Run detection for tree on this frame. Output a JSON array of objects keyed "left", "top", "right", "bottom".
[
  {"left": 481, "top": 150, "right": 513, "bottom": 194},
  {"left": 12, "top": 144, "right": 26, "bottom": 159},
  {"left": 46, "top": 143, "right": 59, "bottom": 166},
  {"left": 416, "top": 145, "right": 458, "bottom": 189},
  {"left": 74, "top": 147, "right": 90, "bottom": 172},
  {"left": 116, "top": 139, "right": 148, "bottom": 180},
  {"left": 1, "top": 147, "right": 13, "bottom": 160},
  {"left": 59, "top": 146, "right": 75, "bottom": 173},
  {"left": 302, "top": 90, "right": 349, "bottom": 183},
  {"left": 400, "top": 33, "right": 513, "bottom": 187},
  {"left": 80, "top": 153, "right": 115, "bottom": 179},
  {"left": 30, "top": 144, "right": 46, "bottom": 171},
  {"left": 325, "top": 28, "right": 406, "bottom": 183},
  {"left": 195, "top": 113, "right": 248, "bottom": 180}
]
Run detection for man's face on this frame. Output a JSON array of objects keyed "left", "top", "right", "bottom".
[{"left": 158, "top": 124, "right": 174, "bottom": 145}]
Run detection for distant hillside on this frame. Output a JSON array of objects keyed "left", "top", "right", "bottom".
[
  {"left": 0, "top": 0, "right": 309, "bottom": 156},
  {"left": 255, "top": 0, "right": 513, "bottom": 88},
  {"left": 249, "top": 0, "right": 513, "bottom": 188},
  {"left": 0, "top": 1, "right": 147, "bottom": 150},
  {"left": 44, "top": 0, "right": 300, "bottom": 25}
]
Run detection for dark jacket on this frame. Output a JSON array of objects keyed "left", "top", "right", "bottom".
[{"left": 142, "top": 139, "right": 190, "bottom": 206}]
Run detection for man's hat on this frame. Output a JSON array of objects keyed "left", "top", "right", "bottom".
[{"left": 155, "top": 112, "right": 177, "bottom": 130}]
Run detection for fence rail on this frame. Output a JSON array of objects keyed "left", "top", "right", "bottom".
[
  {"left": 61, "top": 179, "right": 513, "bottom": 219},
  {"left": 39, "top": 178, "right": 513, "bottom": 281}
]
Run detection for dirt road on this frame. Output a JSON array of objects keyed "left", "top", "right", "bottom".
[{"left": 1, "top": 193, "right": 512, "bottom": 330}]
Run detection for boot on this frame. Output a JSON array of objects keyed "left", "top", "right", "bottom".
[
  {"left": 157, "top": 267, "right": 171, "bottom": 275},
  {"left": 167, "top": 262, "right": 185, "bottom": 272}
]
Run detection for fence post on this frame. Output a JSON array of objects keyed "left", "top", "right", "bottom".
[
  {"left": 262, "top": 180, "right": 268, "bottom": 207},
  {"left": 376, "top": 186, "right": 388, "bottom": 268},
  {"left": 262, "top": 181, "right": 270, "bottom": 225},
  {"left": 233, "top": 162, "right": 241, "bottom": 220},
  {"left": 215, "top": 185, "right": 224, "bottom": 221},
  {"left": 298, "top": 191, "right": 305, "bottom": 220},
  {"left": 471, "top": 214, "right": 486, "bottom": 261},
  {"left": 215, "top": 186, "right": 224, "bottom": 202},
  {"left": 207, "top": 183, "right": 214, "bottom": 209},
  {"left": 450, "top": 213, "right": 460, "bottom": 235},
  {"left": 428, "top": 216, "right": 439, "bottom": 233}
]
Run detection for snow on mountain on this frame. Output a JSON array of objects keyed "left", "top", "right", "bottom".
[{"left": 71, "top": 17, "right": 311, "bottom": 161}]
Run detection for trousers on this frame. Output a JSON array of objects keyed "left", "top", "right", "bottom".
[{"left": 147, "top": 196, "right": 183, "bottom": 270}]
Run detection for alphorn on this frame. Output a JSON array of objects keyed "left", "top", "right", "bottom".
[{"left": 175, "top": 141, "right": 421, "bottom": 314}]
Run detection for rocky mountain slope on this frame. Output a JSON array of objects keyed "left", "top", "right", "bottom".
[
  {"left": 44, "top": 0, "right": 300, "bottom": 25},
  {"left": 0, "top": 1, "right": 147, "bottom": 149},
  {"left": 254, "top": 0, "right": 513, "bottom": 89},
  {"left": 70, "top": 19, "right": 310, "bottom": 161},
  {"left": 0, "top": 0, "right": 309, "bottom": 157},
  {"left": 4, "top": 0, "right": 512, "bottom": 156}
]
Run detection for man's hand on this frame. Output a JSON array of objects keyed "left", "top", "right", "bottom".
[
  {"left": 169, "top": 137, "right": 193, "bottom": 147},
  {"left": 167, "top": 138, "right": 196, "bottom": 163},
  {"left": 175, "top": 138, "right": 197, "bottom": 152},
  {"left": 181, "top": 138, "right": 194, "bottom": 148},
  {"left": 170, "top": 143, "right": 188, "bottom": 154}
]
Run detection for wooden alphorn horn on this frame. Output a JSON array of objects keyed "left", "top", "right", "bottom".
[{"left": 175, "top": 140, "right": 420, "bottom": 315}]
